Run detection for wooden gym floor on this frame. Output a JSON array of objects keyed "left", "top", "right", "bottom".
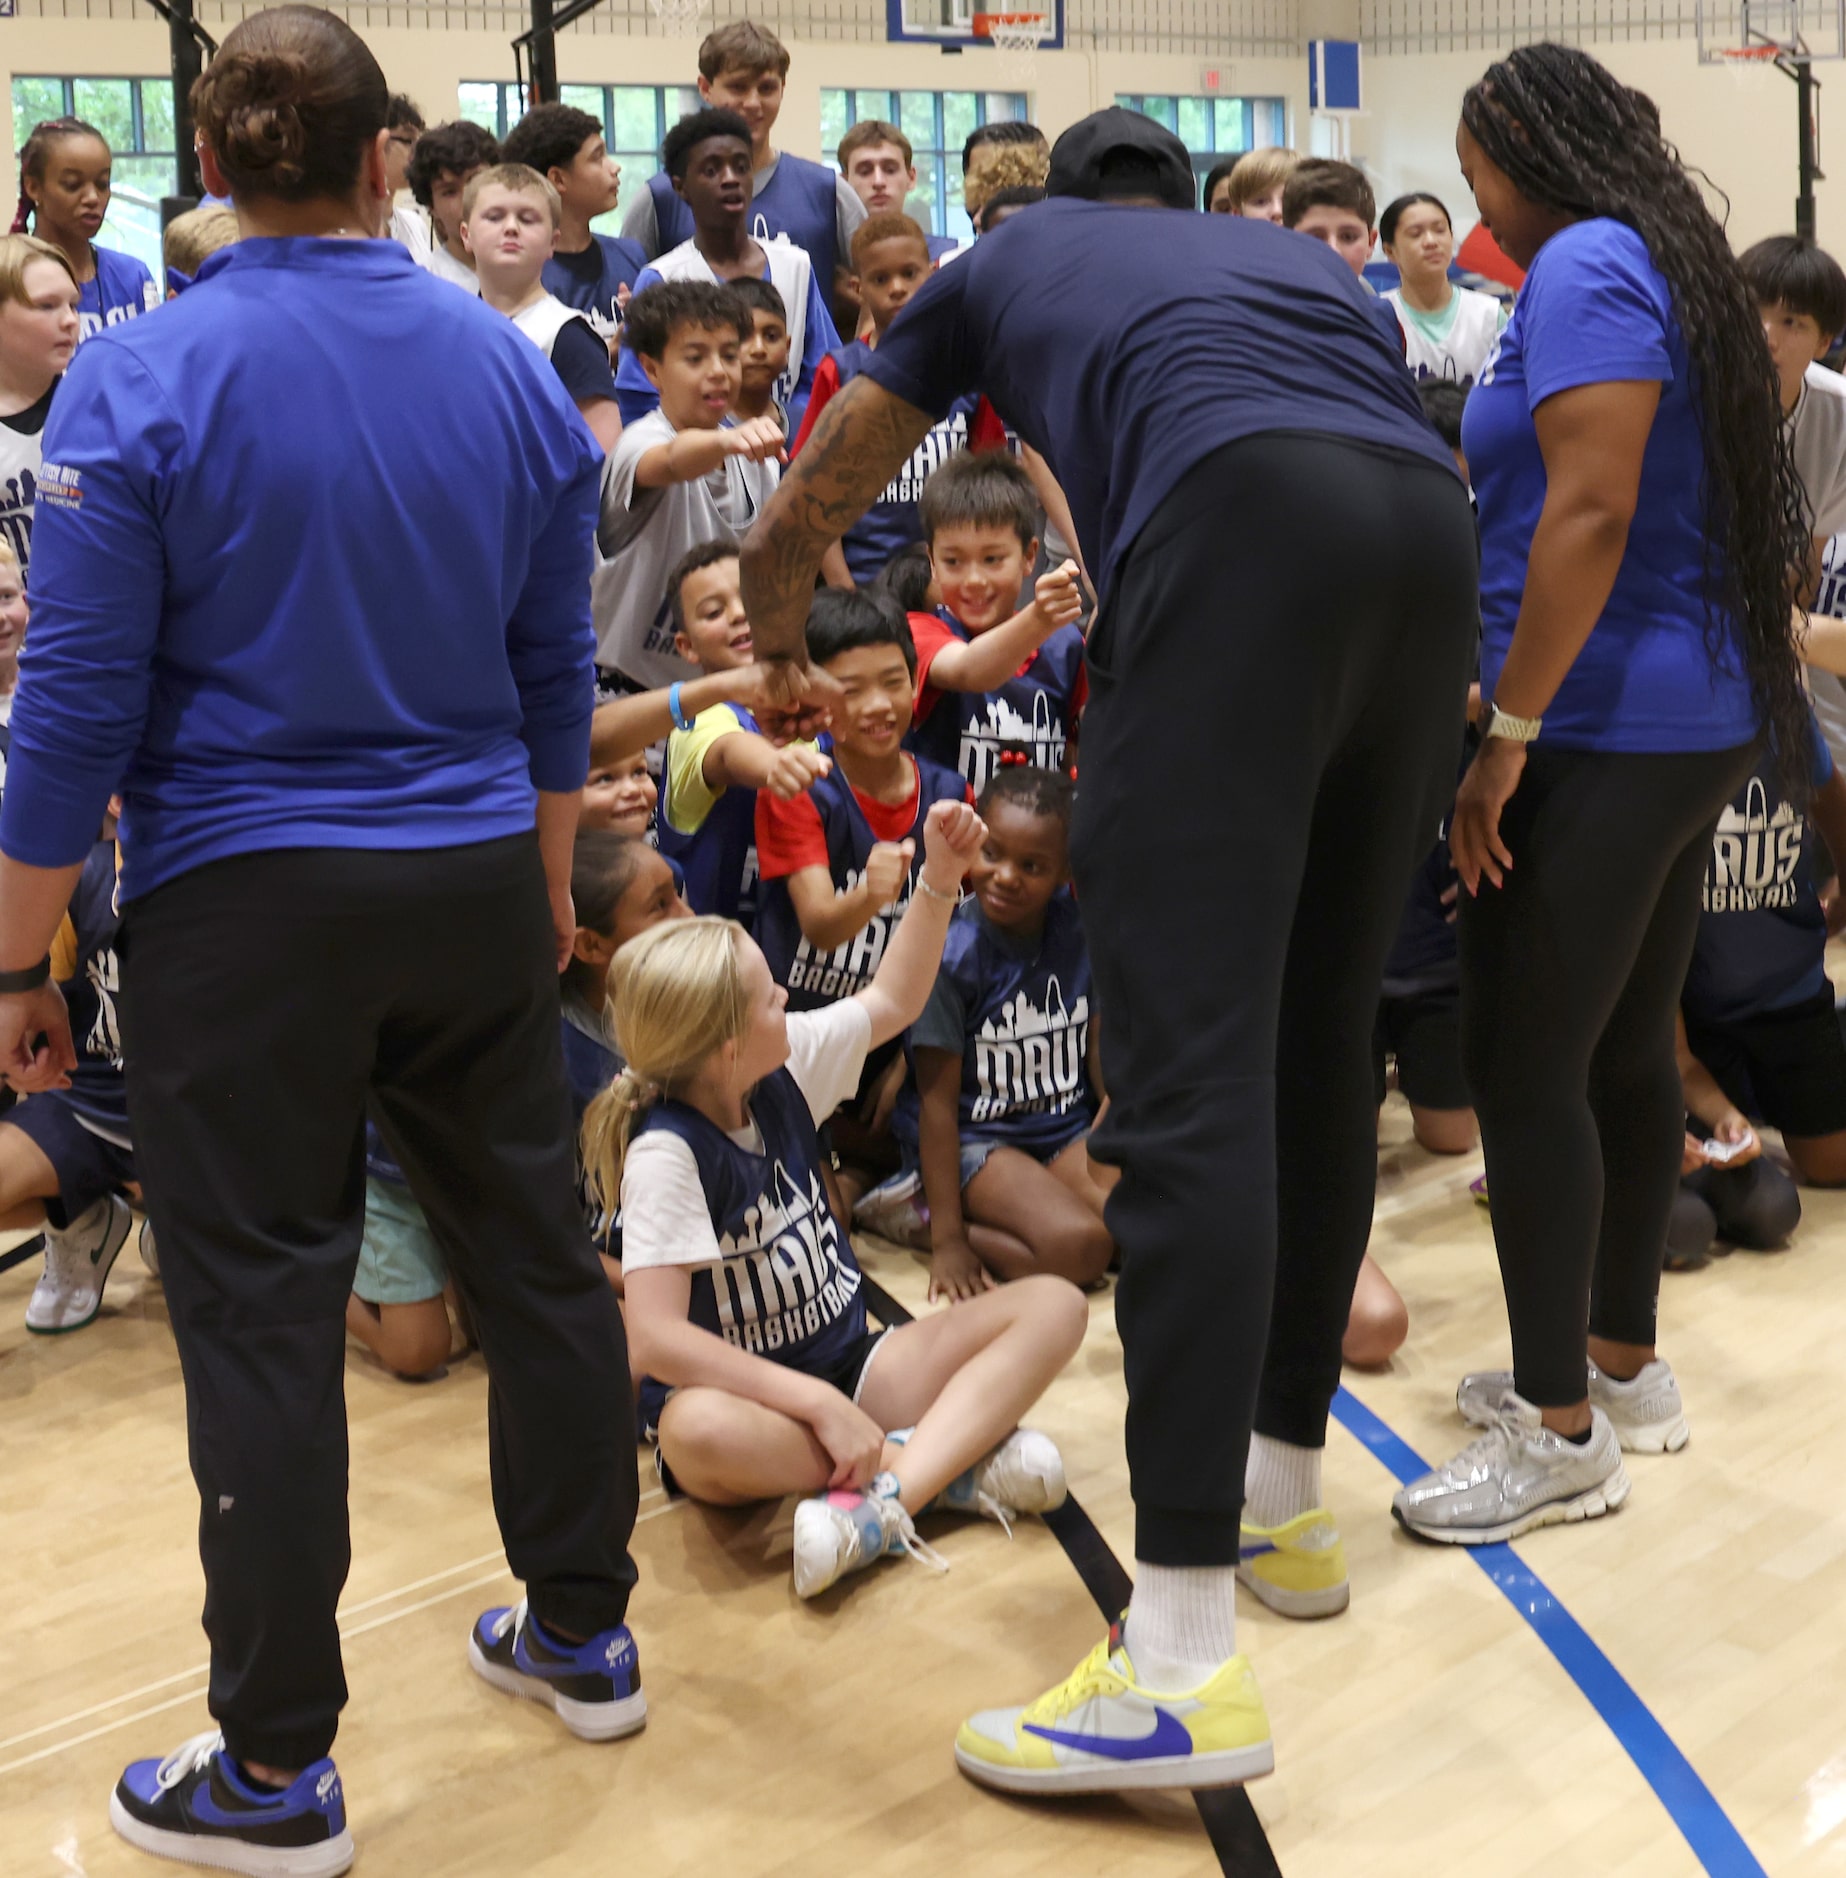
[{"left": 4, "top": 1090, "right": 1844, "bottom": 1877}]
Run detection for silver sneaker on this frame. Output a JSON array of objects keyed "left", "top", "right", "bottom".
[
  {"left": 26, "top": 1193, "right": 133, "bottom": 1334},
  {"left": 1457, "top": 1357, "right": 1689, "bottom": 1454},
  {"left": 1393, "top": 1393, "right": 1630, "bottom": 1545}
]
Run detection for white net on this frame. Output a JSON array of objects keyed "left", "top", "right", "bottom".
[
  {"left": 987, "top": 13, "right": 1052, "bottom": 82},
  {"left": 648, "top": 0, "right": 710, "bottom": 33}
]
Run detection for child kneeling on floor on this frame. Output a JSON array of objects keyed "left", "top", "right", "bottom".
[{"left": 586, "top": 800, "right": 1089, "bottom": 1600}]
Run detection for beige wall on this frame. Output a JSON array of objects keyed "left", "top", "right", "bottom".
[
  {"left": 1358, "top": 39, "right": 1840, "bottom": 257},
  {"left": 4, "top": 11, "right": 1829, "bottom": 257},
  {"left": 0, "top": 16, "right": 1307, "bottom": 189}
]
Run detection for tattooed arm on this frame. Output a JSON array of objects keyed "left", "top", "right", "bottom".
[{"left": 741, "top": 375, "right": 936, "bottom": 678}]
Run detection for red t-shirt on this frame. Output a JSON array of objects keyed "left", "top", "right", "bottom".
[
  {"left": 909, "top": 610, "right": 1091, "bottom": 730},
  {"left": 756, "top": 755, "right": 922, "bottom": 879}
]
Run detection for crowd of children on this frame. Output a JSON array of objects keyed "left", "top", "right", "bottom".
[{"left": 14, "top": 14, "right": 1846, "bottom": 1633}]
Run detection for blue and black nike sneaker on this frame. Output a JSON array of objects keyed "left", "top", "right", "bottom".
[
  {"left": 468, "top": 1597, "right": 646, "bottom": 1741},
  {"left": 110, "top": 1730, "right": 353, "bottom": 1875}
]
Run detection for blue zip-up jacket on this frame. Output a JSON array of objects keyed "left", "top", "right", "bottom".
[{"left": 0, "top": 237, "right": 601, "bottom": 901}]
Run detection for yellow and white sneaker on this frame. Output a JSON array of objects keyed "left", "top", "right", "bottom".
[
  {"left": 1236, "top": 1507, "right": 1350, "bottom": 1618},
  {"left": 954, "top": 1621, "right": 1274, "bottom": 1795}
]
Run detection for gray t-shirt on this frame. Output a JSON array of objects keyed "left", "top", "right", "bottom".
[
  {"left": 592, "top": 407, "right": 778, "bottom": 686},
  {"left": 621, "top": 155, "right": 865, "bottom": 271},
  {"left": 1790, "top": 362, "right": 1846, "bottom": 542}
]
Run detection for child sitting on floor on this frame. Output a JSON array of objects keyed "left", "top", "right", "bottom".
[
  {"left": 895, "top": 767, "right": 1115, "bottom": 1299},
  {"left": 564, "top": 830, "right": 694, "bottom": 1292},
  {"left": 909, "top": 452, "right": 1085, "bottom": 790},
  {"left": 1667, "top": 1011, "right": 1800, "bottom": 1271},
  {"left": 585, "top": 800, "right": 1089, "bottom": 1600}
]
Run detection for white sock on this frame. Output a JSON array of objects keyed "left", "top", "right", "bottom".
[
  {"left": 1243, "top": 1433, "right": 1322, "bottom": 1529},
  {"left": 1123, "top": 1563, "right": 1237, "bottom": 1690}
]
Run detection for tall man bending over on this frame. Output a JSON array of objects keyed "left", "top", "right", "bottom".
[{"left": 741, "top": 109, "right": 1478, "bottom": 1796}]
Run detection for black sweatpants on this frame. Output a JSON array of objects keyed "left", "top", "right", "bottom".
[
  {"left": 1459, "top": 742, "right": 1756, "bottom": 1407},
  {"left": 121, "top": 835, "right": 638, "bottom": 1769},
  {"left": 1074, "top": 433, "right": 1479, "bottom": 1566}
]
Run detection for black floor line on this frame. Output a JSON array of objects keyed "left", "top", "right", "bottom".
[{"left": 861, "top": 1274, "right": 1282, "bottom": 1878}]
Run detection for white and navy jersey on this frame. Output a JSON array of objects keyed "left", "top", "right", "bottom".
[
  {"left": 1684, "top": 726, "right": 1835, "bottom": 1027},
  {"left": 1384, "top": 285, "right": 1505, "bottom": 387},
  {"left": 897, "top": 893, "right": 1095, "bottom": 1154},
  {"left": 754, "top": 740, "right": 968, "bottom": 1012},
  {"left": 645, "top": 156, "right": 843, "bottom": 289},
  {"left": 1806, "top": 535, "right": 1846, "bottom": 773},
  {"left": 656, "top": 704, "right": 763, "bottom": 926},
  {"left": 76, "top": 245, "right": 158, "bottom": 345},
  {"left": 911, "top": 610, "right": 1088, "bottom": 791},
  {"left": 0, "top": 379, "right": 55, "bottom": 575},
  {"left": 51, "top": 839, "right": 128, "bottom": 1147},
  {"left": 796, "top": 340, "right": 1006, "bottom": 584},
  {"left": 634, "top": 1065, "right": 867, "bottom": 1370}
]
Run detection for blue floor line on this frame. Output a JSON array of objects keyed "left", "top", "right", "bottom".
[{"left": 1331, "top": 1387, "right": 1767, "bottom": 1878}]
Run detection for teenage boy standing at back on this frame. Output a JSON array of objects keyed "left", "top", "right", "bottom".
[
  {"left": 623, "top": 21, "right": 865, "bottom": 310},
  {"left": 1283, "top": 158, "right": 1406, "bottom": 352},
  {"left": 838, "top": 121, "right": 961, "bottom": 263},
  {"left": 408, "top": 119, "right": 499, "bottom": 295},
  {"left": 503, "top": 103, "right": 649, "bottom": 353}
]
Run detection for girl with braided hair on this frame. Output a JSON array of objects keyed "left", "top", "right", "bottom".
[
  {"left": 11, "top": 118, "right": 157, "bottom": 343},
  {"left": 1396, "top": 43, "right": 1812, "bottom": 1543}
]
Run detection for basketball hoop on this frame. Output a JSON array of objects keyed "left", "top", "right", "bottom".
[
  {"left": 647, "top": 0, "right": 709, "bottom": 35},
  {"left": 974, "top": 12, "right": 1051, "bottom": 85}
]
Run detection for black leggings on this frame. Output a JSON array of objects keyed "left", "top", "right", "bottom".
[
  {"left": 1459, "top": 741, "right": 1756, "bottom": 1407},
  {"left": 1075, "top": 432, "right": 1479, "bottom": 1565}
]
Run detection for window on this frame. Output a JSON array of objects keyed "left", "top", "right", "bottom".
[
  {"left": 458, "top": 82, "right": 701, "bottom": 236},
  {"left": 1116, "top": 93, "right": 1290, "bottom": 201},
  {"left": 11, "top": 76, "right": 174, "bottom": 277},
  {"left": 821, "top": 89, "right": 1028, "bottom": 243}
]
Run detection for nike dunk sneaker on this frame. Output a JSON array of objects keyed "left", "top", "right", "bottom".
[
  {"left": 110, "top": 1730, "right": 353, "bottom": 1876},
  {"left": 954, "top": 1620, "right": 1274, "bottom": 1795},
  {"left": 791, "top": 1473, "right": 948, "bottom": 1598},
  {"left": 1394, "top": 1393, "right": 1629, "bottom": 1544},
  {"left": 1237, "top": 1507, "right": 1350, "bottom": 1618},
  {"left": 1457, "top": 1356, "right": 1690, "bottom": 1454},
  {"left": 468, "top": 1598, "right": 646, "bottom": 1741}
]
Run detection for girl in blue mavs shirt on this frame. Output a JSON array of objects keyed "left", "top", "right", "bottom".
[
  {"left": 587, "top": 798, "right": 1089, "bottom": 1601},
  {"left": 11, "top": 118, "right": 158, "bottom": 345},
  {"left": 896, "top": 767, "right": 1115, "bottom": 1302}
]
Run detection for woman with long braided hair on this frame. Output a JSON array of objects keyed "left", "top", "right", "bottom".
[{"left": 1395, "top": 43, "right": 1812, "bottom": 1543}]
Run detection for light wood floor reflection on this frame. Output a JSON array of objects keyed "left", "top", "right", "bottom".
[{"left": 5, "top": 1089, "right": 1844, "bottom": 1876}]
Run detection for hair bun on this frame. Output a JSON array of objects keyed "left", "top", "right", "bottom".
[{"left": 214, "top": 49, "right": 312, "bottom": 188}]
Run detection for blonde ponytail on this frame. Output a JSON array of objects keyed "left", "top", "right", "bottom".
[{"left": 580, "top": 916, "right": 753, "bottom": 1220}]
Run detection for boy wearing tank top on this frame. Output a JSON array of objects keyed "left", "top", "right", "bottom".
[{"left": 461, "top": 165, "right": 619, "bottom": 455}]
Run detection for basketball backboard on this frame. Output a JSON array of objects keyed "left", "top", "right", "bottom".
[
  {"left": 1697, "top": 0, "right": 1844, "bottom": 63},
  {"left": 885, "top": 0, "right": 1066, "bottom": 51}
]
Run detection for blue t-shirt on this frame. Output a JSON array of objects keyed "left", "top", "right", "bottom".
[
  {"left": 1683, "top": 720, "right": 1835, "bottom": 1026},
  {"left": 543, "top": 233, "right": 649, "bottom": 341},
  {"left": 1464, "top": 218, "right": 1756, "bottom": 753},
  {"left": 861, "top": 199, "right": 1451, "bottom": 605},
  {"left": 1, "top": 238, "right": 600, "bottom": 899},
  {"left": 76, "top": 245, "right": 158, "bottom": 345},
  {"left": 894, "top": 893, "right": 1096, "bottom": 1158}
]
